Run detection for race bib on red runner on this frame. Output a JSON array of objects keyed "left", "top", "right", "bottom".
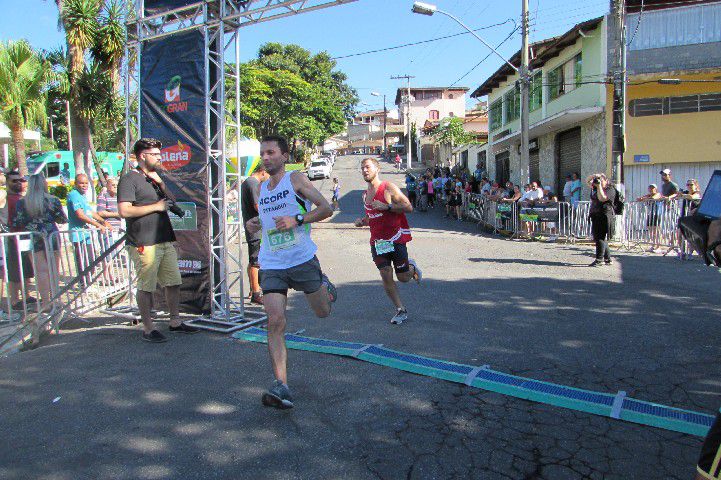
[{"left": 374, "top": 240, "right": 394, "bottom": 255}]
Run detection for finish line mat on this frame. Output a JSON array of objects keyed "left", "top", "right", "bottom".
[{"left": 233, "top": 327, "right": 714, "bottom": 437}]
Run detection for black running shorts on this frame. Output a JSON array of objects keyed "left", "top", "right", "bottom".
[
  {"left": 698, "top": 411, "right": 721, "bottom": 479},
  {"left": 259, "top": 256, "right": 323, "bottom": 296},
  {"left": 371, "top": 242, "right": 410, "bottom": 273}
]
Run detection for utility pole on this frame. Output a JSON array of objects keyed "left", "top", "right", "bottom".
[
  {"left": 391, "top": 74, "right": 415, "bottom": 169},
  {"left": 519, "top": 0, "right": 530, "bottom": 185},
  {"left": 610, "top": 0, "right": 626, "bottom": 184}
]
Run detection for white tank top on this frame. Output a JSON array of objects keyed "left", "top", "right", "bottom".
[{"left": 258, "top": 172, "right": 317, "bottom": 269}]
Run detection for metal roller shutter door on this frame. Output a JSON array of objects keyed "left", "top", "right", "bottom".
[
  {"left": 495, "top": 151, "right": 510, "bottom": 185},
  {"left": 557, "top": 127, "right": 582, "bottom": 193}
]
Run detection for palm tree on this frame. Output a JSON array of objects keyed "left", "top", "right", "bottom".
[
  {"left": 0, "top": 41, "right": 52, "bottom": 175},
  {"left": 55, "top": 0, "right": 125, "bottom": 180}
]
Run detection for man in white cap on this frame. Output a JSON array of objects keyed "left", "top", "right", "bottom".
[{"left": 659, "top": 169, "right": 679, "bottom": 199}]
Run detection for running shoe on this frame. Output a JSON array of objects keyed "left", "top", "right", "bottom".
[
  {"left": 169, "top": 322, "right": 200, "bottom": 334},
  {"left": 142, "top": 330, "right": 167, "bottom": 343},
  {"left": 321, "top": 274, "right": 337, "bottom": 303},
  {"left": 391, "top": 308, "right": 408, "bottom": 325},
  {"left": 262, "top": 380, "right": 294, "bottom": 409},
  {"left": 408, "top": 259, "right": 422, "bottom": 284}
]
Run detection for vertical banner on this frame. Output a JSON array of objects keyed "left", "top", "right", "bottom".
[{"left": 140, "top": 29, "right": 210, "bottom": 313}]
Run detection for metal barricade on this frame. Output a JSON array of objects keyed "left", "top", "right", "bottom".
[
  {"left": 622, "top": 199, "right": 683, "bottom": 251},
  {"left": 0, "top": 231, "right": 56, "bottom": 348},
  {"left": 516, "top": 202, "right": 562, "bottom": 240},
  {"left": 558, "top": 201, "right": 593, "bottom": 243},
  {"left": 47, "top": 227, "right": 131, "bottom": 318}
]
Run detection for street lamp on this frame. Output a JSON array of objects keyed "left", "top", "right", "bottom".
[
  {"left": 371, "top": 91, "right": 387, "bottom": 157},
  {"left": 412, "top": 1, "right": 530, "bottom": 184},
  {"left": 411, "top": 2, "right": 519, "bottom": 73}
]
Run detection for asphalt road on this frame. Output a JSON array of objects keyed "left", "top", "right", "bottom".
[{"left": 1, "top": 154, "right": 720, "bottom": 479}]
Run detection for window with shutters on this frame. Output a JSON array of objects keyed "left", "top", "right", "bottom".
[
  {"left": 489, "top": 99, "right": 502, "bottom": 130},
  {"left": 530, "top": 71, "right": 543, "bottom": 111},
  {"left": 504, "top": 86, "right": 520, "bottom": 123},
  {"left": 429, "top": 110, "right": 439, "bottom": 120},
  {"left": 629, "top": 92, "right": 721, "bottom": 116},
  {"left": 548, "top": 66, "right": 564, "bottom": 100}
]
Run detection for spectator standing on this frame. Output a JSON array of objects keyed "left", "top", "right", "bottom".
[
  {"left": 4, "top": 170, "right": 36, "bottom": 308},
  {"left": 427, "top": 174, "right": 436, "bottom": 208},
  {"left": 637, "top": 184, "right": 665, "bottom": 252},
  {"left": 587, "top": 174, "right": 617, "bottom": 266},
  {"left": 59, "top": 163, "right": 71, "bottom": 186},
  {"left": 241, "top": 164, "right": 269, "bottom": 305},
  {"left": 117, "top": 138, "right": 199, "bottom": 342},
  {"left": 659, "top": 169, "right": 679, "bottom": 199},
  {"left": 394, "top": 153, "right": 401, "bottom": 171},
  {"left": 96, "top": 177, "right": 123, "bottom": 284},
  {"left": 675, "top": 179, "right": 702, "bottom": 259},
  {"left": 562, "top": 174, "right": 573, "bottom": 202},
  {"left": 67, "top": 174, "right": 110, "bottom": 286},
  {"left": 480, "top": 177, "right": 492, "bottom": 196},
  {"left": 570, "top": 172, "right": 582, "bottom": 205},
  {"left": 13, "top": 174, "right": 67, "bottom": 310},
  {"left": 97, "top": 177, "right": 122, "bottom": 230},
  {"left": 405, "top": 174, "right": 417, "bottom": 207}
]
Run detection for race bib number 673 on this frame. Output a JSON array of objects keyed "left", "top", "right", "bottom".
[{"left": 267, "top": 228, "right": 299, "bottom": 251}]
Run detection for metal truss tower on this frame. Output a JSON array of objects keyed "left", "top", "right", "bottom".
[{"left": 123, "top": 0, "right": 357, "bottom": 330}]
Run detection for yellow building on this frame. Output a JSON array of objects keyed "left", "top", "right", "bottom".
[{"left": 616, "top": 1, "right": 721, "bottom": 199}]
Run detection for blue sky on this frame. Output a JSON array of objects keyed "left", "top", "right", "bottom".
[{"left": 1, "top": 0, "right": 609, "bottom": 111}]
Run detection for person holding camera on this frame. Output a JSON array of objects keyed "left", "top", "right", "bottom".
[
  {"left": 117, "top": 138, "right": 198, "bottom": 342},
  {"left": 586, "top": 173, "right": 617, "bottom": 266}
]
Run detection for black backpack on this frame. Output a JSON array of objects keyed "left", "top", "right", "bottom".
[{"left": 612, "top": 186, "right": 625, "bottom": 215}]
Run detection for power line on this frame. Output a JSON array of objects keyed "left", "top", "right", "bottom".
[
  {"left": 331, "top": 19, "right": 515, "bottom": 60},
  {"left": 447, "top": 26, "right": 521, "bottom": 89},
  {"left": 627, "top": 0, "right": 645, "bottom": 46}
]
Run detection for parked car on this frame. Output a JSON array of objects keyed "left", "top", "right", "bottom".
[{"left": 307, "top": 160, "right": 332, "bottom": 180}]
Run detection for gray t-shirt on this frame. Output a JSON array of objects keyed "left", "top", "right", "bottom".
[
  {"left": 661, "top": 180, "right": 679, "bottom": 197},
  {"left": 241, "top": 175, "right": 261, "bottom": 242},
  {"left": 117, "top": 170, "right": 176, "bottom": 247}
]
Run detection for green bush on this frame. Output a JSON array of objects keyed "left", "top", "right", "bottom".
[{"left": 49, "top": 185, "right": 69, "bottom": 200}]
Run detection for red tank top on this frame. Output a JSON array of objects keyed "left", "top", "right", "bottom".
[{"left": 364, "top": 181, "right": 412, "bottom": 244}]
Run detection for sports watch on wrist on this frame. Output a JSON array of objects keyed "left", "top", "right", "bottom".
[
  {"left": 386, "top": 203, "right": 392, "bottom": 211},
  {"left": 295, "top": 213, "right": 305, "bottom": 226}
]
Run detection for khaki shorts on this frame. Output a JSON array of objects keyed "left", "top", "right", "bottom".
[{"left": 127, "top": 242, "right": 182, "bottom": 292}]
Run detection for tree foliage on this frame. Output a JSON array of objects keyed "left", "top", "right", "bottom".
[
  {"left": 430, "top": 117, "right": 478, "bottom": 147},
  {"left": 53, "top": 0, "right": 126, "bottom": 185},
  {"left": 228, "top": 43, "right": 357, "bottom": 153},
  {"left": 0, "top": 40, "right": 54, "bottom": 174}
]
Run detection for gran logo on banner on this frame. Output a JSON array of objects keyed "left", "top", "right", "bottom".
[{"left": 140, "top": 29, "right": 209, "bottom": 313}]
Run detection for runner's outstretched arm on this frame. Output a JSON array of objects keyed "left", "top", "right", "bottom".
[{"left": 272, "top": 172, "right": 333, "bottom": 231}]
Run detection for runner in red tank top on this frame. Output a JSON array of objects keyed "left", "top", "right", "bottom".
[{"left": 354, "top": 157, "right": 422, "bottom": 325}]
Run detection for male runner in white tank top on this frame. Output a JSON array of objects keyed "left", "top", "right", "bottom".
[{"left": 245, "top": 135, "right": 336, "bottom": 409}]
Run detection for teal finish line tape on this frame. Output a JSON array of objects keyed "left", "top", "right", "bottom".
[{"left": 233, "top": 328, "right": 714, "bottom": 437}]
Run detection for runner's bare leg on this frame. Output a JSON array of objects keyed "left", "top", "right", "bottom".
[
  {"left": 305, "top": 285, "right": 331, "bottom": 318},
  {"left": 379, "top": 266, "right": 403, "bottom": 309},
  {"left": 263, "top": 292, "right": 288, "bottom": 384}
]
